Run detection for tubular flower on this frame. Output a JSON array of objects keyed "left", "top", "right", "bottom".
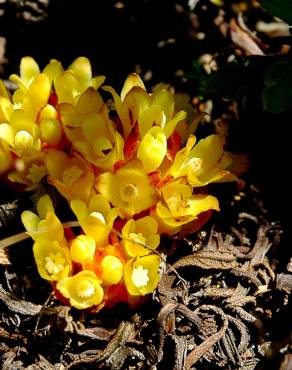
[
  {"left": 57, "top": 270, "right": 104, "bottom": 309},
  {"left": 154, "top": 178, "right": 220, "bottom": 235},
  {"left": 104, "top": 74, "right": 186, "bottom": 143},
  {"left": 33, "top": 239, "right": 71, "bottom": 281},
  {"left": 54, "top": 57, "right": 105, "bottom": 105},
  {"left": 70, "top": 194, "right": 118, "bottom": 247},
  {"left": 100, "top": 255, "right": 124, "bottom": 285},
  {"left": 58, "top": 88, "right": 124, "bottom": 171},
  {"left": 45, "top": 149, "right": 95, "bottom": 203},
  {"left": 96, "top": 160, "right": 158, "bottom": 217},
  {"left": 124, "top": 254, "right": 160, "bottom": 296},
  {"left": 70, "top": 235, "right": 96, "bottom": 264},
  {"left": 21, "top": 194, "right": 64, "bottom": 241},
  {"left": 122, "top": 216, "right": 160, "bottom": 257},
  {"left": 168, "top": 134, "right": 235, "bottom": 186}
]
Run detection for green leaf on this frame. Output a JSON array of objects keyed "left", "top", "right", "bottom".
[
  {"left": 262, "top": 59, "right": 292, "bottom": 113},
  {"left": 262, "top": 0, "right": 292, "bottom": 25}
]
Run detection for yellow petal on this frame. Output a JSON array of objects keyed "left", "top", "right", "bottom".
[
  {"left": 0, "top": 123, "right": 14, "bottom": 145},
  {"left": 69, "top": 57, "right": 92, "bottom": 83},
  {"left": 137, "top": 126, "right": 167, "bottom": 172},
  {"left": 121, "top": 73, "right": 146, "bottom": 101},
  {"left": 33, "top": 239, "right": 71, "bottom": 281},
  {"left": 27, "top": 73, "right": 51, "bottom": 110},
  {"left": 43, "top": 59, "right": 64, "bottom": 84},
  {"left": 56, "top": 270, "right": 104, "bottom": 309},
  {"left": 21, "top": 210, "right": 41, "bottom": 233},
  {"left": 70, "top": 235, "right": 96, "bottom": 263},
  {"left": 36, "top": 195, "right": 54, "bottom": 220},
  {"left": 77, "top": 88, "right": 103, "bottom": 116},
  {"left": 163, "top": 110, "right": 187, "bottom": 138},
  {"left": 124, "top": 254, "right": 160, "bottom": 296},
  {"left": 0, "top": 96, "right": 13, "bottom": 121}
]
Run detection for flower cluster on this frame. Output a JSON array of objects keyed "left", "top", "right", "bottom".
[{"left": 0, "top": 57, "right": 234, "bottom": 310}]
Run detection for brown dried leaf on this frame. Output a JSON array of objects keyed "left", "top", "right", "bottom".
[{"left": 173, "top": 250, "right": 238, "bottom": 270}]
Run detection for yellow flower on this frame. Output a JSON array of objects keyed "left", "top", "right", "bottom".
[
  {"left": 33, "top": 239, "right": 71, "bottom": 281},
  {"left": 124, "top": 254, "right": 160, "bottom": 296},
  {"left": 45, "top": 149, "right": 95, "bottom": 203},
  {"left": 154, "top": 178, "right": 220, "bottom": 235},
  {"left": 168, "top": 134, "right": 234, "bottom": 187},
  {"left": 70, "top": 235, "right": 96, "bottom": 264},
  {"left": 57, "top": 270, "right": 104, "bottom": 309},
  {"left": 122, "top": 216, "right": 160, "bottom": 257},
  {"left": 54, "top": 57, "right": 105, "bottom": 104},
  {"left": 104, "top": 74, "right": 186, "bottom": 141},
  {"left": 70, "top": 194, "right": 118, "bottom": 247},
  {"left": 96, "top": 160, "right": 158, "bottom": 217},
  {"left": 58, "top": 88, "right": 124, "bottom": 171},
  {"left": 137, "top": 126, "right": 167, "bottom": 173},
  {"left": 21, "top": 194, "right": 64, "bottom": 241},
  {"left": 7, "top": 149, "right": 46, "bottom": 190},
  {"left": 100, "top": 255, "right": 124, "bottom": 285},
  {"left": 0, "top": 108, "right": 41, "bottom": 153}
]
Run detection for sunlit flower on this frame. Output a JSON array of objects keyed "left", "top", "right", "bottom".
[
  {"left": 58, "top": 87, "right": 124, "bottom": 171},
  {"left": 7, "top": 149, "right": 46, "bottom": 190},
  {"left": 45, "top": 149, "right": 95, "bottom": 203},
  {"left": 0, "top": 140, "right": 12, "bottom": 174},
  {"left": 100, "top": 255, "right": 124, "bottom": 285},
  {"left": 168, "top": 134, "right": 234, "bottom": 187},
  {"left": 122, "top": 216, "right": 160, "bottom": 257},
  {"left": 54, "top": 57, "right": 105, "bottom": 105},
  {"left": 154, "top": 178, "right": 220, "bottom": 235},
  {"left": 70, "top": 194, "right": 118, "bottom": 247},
  {"left": 33, "top": 239, "right": 71, "bottom": 281},
  {"left": 104, "top": 74, "right": 186, "bottom": 144},
  {"left": 70, "top": 235, "right": 96, "bottom": 264},
  {"left": 96, "top": 160, "right": 158, "bottom": 217},
  {"left": 124, "top": 254, "right": 160, "bottom": 296},
  {"left": 21, "top": 194, "right": 64, "bottom": 241},
  {"left": 0, "top": 107, "right": 41, "bottom": 153},
  {"left": 57, "top": 270, "right": 104, "bottom": 309}
]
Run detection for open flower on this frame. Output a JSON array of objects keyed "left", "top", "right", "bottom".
[
  {"left": 33, "top": 239, "right": 71, "bottom": 281},
  {"left": 57, "top": 270, "right": 104, "bottom": 309},
  {"left": 168, "top": 134, "right": 234, "bottom": 187},
  {"left": 70, "top": 194, "right": 119, "bottom": 247},
  {"left": 122, "top": 216, "right": 160, "bottom": 257},
  {"left": 21, "top": 194, "right": 64, "bottom": 241},
  {"left": 45, "top": 149, "right": 95, "bottom": 203},
  {"left": 0, "top": 107, "right": 41, "bottom": 153},
  {"left": 96, "top": 160, "right": 158, "bottom": 217},
  {"left": 154, "top": 178, "right": 220, "bottom": 235},
  {"left": 58, "top": 88, "right": 124, "bottom": 171},
  {"left": 124, "top": 254, "right": 160, "bottom": 296}
]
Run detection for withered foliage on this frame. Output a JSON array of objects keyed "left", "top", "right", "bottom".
[{"left": 0, "top": 185, "right": 291, "bottom": 369}]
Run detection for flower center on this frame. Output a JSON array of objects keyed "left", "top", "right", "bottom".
[
  {"left": 76, "top": 280, "right": 96, "bottom": 298},
  {"left": 89, "top": 212, "right": 106, "bottom": 224},
  {"left": 189, "top": 157, "right": 204, "bottom": 173},
  {"left": 120, "top": 183, "right": 138, "bottom": 203},
  {"left": 131, "top": 265, "right": 149, "bottom": 288},
  {"left": 44, "top": 252, "right": 65, "bottom": 275},
  {"left": 128, "top": 232, "right": 146, "bottom": 245},
  {"left": 14, "top": 130, "right": 34, "bottom": 149},
  {"left": 62, "top": 165, "right": 84, "bottom": 186}
]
